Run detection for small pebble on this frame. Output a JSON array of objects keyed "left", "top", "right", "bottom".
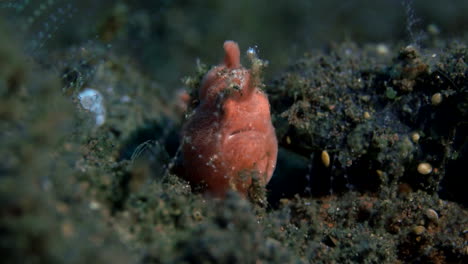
[
  {"left": 376, "top": 44, "right": 389, "bottom": 55},
  {"left": 425, "top": 208, "right": 439, "bottom": 222},
  {"left": 89, "top": 200, "right": 101, "bottom": 210},
  {"left": 431, "top": 92, "right": 442, "bottom": 105},
  {"left": 411, "top": 132, "right": 420, "bottom": 143},
  {"left": 417, "top": 162, "right": 432, "bottom": 175},
  {"left": 413, "top": 225, "right": 426, "bottom": 235},
  {"left": 363, "top": 111, "right": 371, "bottom": 119}
]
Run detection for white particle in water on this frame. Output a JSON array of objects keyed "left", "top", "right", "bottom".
[{"left": 78, "top": 88, "right": 106, "bottom": 126}]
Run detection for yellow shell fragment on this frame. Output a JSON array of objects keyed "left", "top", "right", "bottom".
[
  {"left": 363, "top": 111, "right": 371, "bottom": 119},
  {"left": 413, "top": 225, "right": 426, "bottom": 235},
  {"left": 431, "top": 93, "right": 442, "bottom": 105},
  {"left": 321, "top": 150, "right": 330, "bottom": 168},
  {"left": 411, "top": 132, "right": 420, "bottom": 143},
  {"left": 417, "top": 162, "right": 432, "bottom": 175},
  {"left": 376, "top": 170, "right": 384, "bottom": 177},
  {"left": 425, "top": 208, "right": 439, "bottom": 222}
]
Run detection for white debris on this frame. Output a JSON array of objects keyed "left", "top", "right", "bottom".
[
  {"left": 246, "top": 47, "right": 257, "bottom": 59},
  {"left": 78, "top": 88, "right": 106, "bottom": 126},
  {"left": 120, "top": 95, "right": 131, "bottom": 103},
  {"left": 89, "top": 200, "right": 101, "bottom": 210},
  {"left": 376, "top": 44, "right": 389, "bottom": 55}
]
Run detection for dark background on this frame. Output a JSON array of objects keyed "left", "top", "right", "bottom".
[{"left": 3, "top": 0, "right": 468, "bottom": 95}]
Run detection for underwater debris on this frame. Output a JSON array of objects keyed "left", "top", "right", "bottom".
[
  {"left": 78, "top": 88, "right": 106, "bottom": 126},
  {"left": 321, "top": 150, "right": 330, "bottom": 168},
  {"left": 417, "top": 162, "right": 432, "bottom": 175}
]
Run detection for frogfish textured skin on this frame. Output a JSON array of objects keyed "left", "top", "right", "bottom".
[{"left": 181, "top": 40, "right": 278, "bottom": 197}]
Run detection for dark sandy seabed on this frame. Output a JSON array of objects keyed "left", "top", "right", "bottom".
[{"left": 1, "top": 1, "right": 467, "bottom": 263}]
